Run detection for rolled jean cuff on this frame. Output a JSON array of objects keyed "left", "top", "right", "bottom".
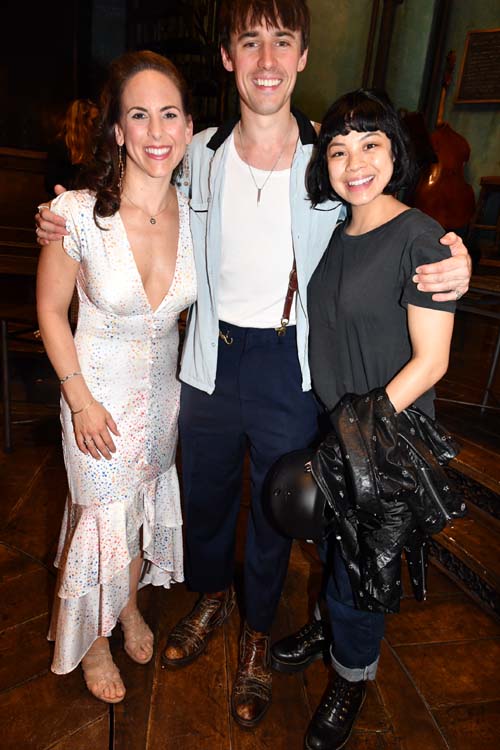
[{"left": 331, "top": 647, "right": 379, "bottom": 682}]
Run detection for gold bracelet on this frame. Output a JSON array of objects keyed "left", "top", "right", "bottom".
[
  {"left": 60, "top": 371, "right": 82, "bottom": 385},
  {"left": 71, "top": 398, "right": 95, "bottom": 416}
]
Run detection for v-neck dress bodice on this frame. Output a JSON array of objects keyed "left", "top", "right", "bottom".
[{"left": 48, "top": 189, "right": 196, "bottom": 674}]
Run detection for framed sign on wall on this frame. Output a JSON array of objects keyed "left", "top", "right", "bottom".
[{"left": 455, "top": 28, "right": 500, "bottom": 104}]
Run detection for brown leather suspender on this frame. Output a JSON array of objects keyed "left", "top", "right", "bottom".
[
  {"left": 275, "top": 260, "right": 297, "bottom": 336},
  {"left": 219, "top": 260, "right": 297, "bottom": 344}
]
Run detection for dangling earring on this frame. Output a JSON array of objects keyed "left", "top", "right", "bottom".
[{"left": 118, "top": 145, "right": 124, "bottom": 190}]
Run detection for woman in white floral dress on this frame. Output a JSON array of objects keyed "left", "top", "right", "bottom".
[{"left": 36, "top": 50, "right": 195, "bottom": 703}]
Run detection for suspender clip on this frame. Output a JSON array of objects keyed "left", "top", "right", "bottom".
[
  {"left": 275, "top": 318, "right": 289, "bottom": 336},
  {"left": 218, "top": 329, "right": 234, "bottom": 346}
]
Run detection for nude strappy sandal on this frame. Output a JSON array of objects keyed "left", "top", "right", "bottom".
[
  {"left": 82, "top": 639, "right": 126, "bottom": 704},
  {"left": 119, "top": 608, "right": 154, "bottom": 664}
]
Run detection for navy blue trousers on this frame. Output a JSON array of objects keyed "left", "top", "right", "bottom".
[
  {"left": 320, "top": 543, "right": 385, "bottom": 676},
  {"left": 179, "top": 323, "right": 319, "bottom": 633}
]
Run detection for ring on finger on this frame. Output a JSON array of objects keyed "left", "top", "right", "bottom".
[{"left": 455, "top": 289, "right": 463, "bottom": 300}]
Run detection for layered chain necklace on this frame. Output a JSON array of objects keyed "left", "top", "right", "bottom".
[
  {"left": 238, "top": 116, "right": 294, "bottom": 206},
  {"left": 123, "top": 190, "right": 174, "bottom": 225}
]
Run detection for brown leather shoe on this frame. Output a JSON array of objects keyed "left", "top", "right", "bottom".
[
  {"left": 231, "top": 622, "right": 272, "bottom": 728},
  {"left": 161, "top": 586, "right": 236, "bottom": 668}
]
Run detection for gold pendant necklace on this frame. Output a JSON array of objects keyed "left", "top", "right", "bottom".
[
  {"left": 123, "top": 190, "right": 173, "bottom": 224},
  {"left": 238, "top": 116, "right": 294, "bottom": 206}
]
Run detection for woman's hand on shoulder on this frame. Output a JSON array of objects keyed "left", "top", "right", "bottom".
[{"left": 72, "top": 401, "right": 120, "bottom": 460}]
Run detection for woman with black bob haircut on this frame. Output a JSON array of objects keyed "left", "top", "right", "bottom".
[
  {"left": 301, "top": 88, "right": 457, "bottom": 750},
  {"left": 307, "top": 87, "right": 415, "bottom": 205}
]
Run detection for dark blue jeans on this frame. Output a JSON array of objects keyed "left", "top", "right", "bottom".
[
  {"left": 320, "top": 542, "right": 385, "bottom": 680},
  {"left": 179, "top": 323, "right": 319, "bottom": 633}
]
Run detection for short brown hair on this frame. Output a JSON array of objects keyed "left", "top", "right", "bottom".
[{"left": 219, "top": 0, "right": 311, "bottom": 54}]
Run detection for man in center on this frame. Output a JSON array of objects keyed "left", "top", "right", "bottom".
[{"left": 162, "top": 0, "right": 471, "bottom": 731}]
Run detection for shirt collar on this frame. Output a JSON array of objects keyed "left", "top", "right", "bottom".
[{"left": 205, "top": 106, "right": 317, "bottom": 152}]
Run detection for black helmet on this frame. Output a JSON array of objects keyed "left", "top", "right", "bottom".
[{"left": 265, "top": 449, "right": 333, "bottom": 542}]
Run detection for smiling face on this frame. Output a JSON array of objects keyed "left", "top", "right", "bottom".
[
  {"left": 114, "top": 69, "right": 193, "bottom": 184},
  {"left": 221, "top": 21, "right": 308, "bottom": 118},
  {"left": 327, "top": 129, "right": 395, "bottom": 210}
]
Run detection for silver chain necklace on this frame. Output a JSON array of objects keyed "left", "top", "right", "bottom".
[
  {"left": 123, "top": 190, "right": 173, "bottom": 225},
  {"left": 238, "top": 117, "right": 294, "bottom": 206}
]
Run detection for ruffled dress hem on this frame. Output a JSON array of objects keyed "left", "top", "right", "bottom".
[{"left": 49, "top": 468, "right": 184, "bottom": 675}]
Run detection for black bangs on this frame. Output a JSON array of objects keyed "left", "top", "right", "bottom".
[{"left": 317, "top": 91, "right": 398, "bottom": 149}]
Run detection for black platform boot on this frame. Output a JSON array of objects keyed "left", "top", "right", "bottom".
[
  {"left": 271, "top": 618, "right": 329, "bottom": 673},
  {"left": 304, "top": 671, "right": 366, "bottom": 750}
]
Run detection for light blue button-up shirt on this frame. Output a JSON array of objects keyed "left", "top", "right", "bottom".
[{"left": 178, "top": 109, "right": 344, "bottom": 395}]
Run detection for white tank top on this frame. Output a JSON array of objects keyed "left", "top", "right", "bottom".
[{"left": 218, "top": 133, "right": 296, "bottom": 329}]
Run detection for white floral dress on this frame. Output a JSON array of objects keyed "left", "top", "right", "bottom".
[{"left": 48, "top": 189, "right": 196, "bottom": 674}]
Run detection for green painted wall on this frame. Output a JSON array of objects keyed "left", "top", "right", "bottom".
[
  {"left": 294, "top": 0, "right": 372, "bottom": 121},
  {"left": 442, "top": 0, "right": 500, "bottom": 194},
  {"left": 386, "top": 0, "right": 436, "bottom": 111},
  {"left": 294, "top": 0, "right": 435, "bottom": 118}
]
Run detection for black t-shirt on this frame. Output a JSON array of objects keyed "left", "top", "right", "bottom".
[{"left": 307, "top": 208, "right": 456, "bottom": 417}]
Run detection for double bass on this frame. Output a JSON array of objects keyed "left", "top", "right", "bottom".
[{"left": 413, "top": 51, "right": 475, "bottom": 231}]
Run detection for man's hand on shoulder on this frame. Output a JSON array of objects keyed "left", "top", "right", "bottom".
[
  {"left": 35, "top": 184, "right": 69, "bottom": 246},
  {"left": 413, "top": 231, "right": 472, "bottom": 302}
]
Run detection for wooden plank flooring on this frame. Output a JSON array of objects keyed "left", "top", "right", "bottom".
[{"left": 1, "top": 419, "right": 500, "bottom": 750}]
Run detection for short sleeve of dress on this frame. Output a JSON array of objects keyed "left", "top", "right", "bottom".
[
  {"left": 401, "top": 215, "right": 456, "bottom": 313},
  {"left": 50, "top": 191, "right": 88, "bottom": 263}
]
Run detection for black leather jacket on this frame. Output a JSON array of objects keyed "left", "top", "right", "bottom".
[{"left": 311, "top": 388, "right": 466, "bottom": 614}]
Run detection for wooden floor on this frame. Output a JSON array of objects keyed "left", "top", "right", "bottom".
[
  {"left": 1, "top": 260, "right": 500, "bottom": 749},
  {"left": 1, "top": 414, "right": 499, "bottom": 750}
]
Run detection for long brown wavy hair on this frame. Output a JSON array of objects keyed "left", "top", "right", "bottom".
[{"left": 83, "top": 50, "right": 191, "bottom": 223}]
